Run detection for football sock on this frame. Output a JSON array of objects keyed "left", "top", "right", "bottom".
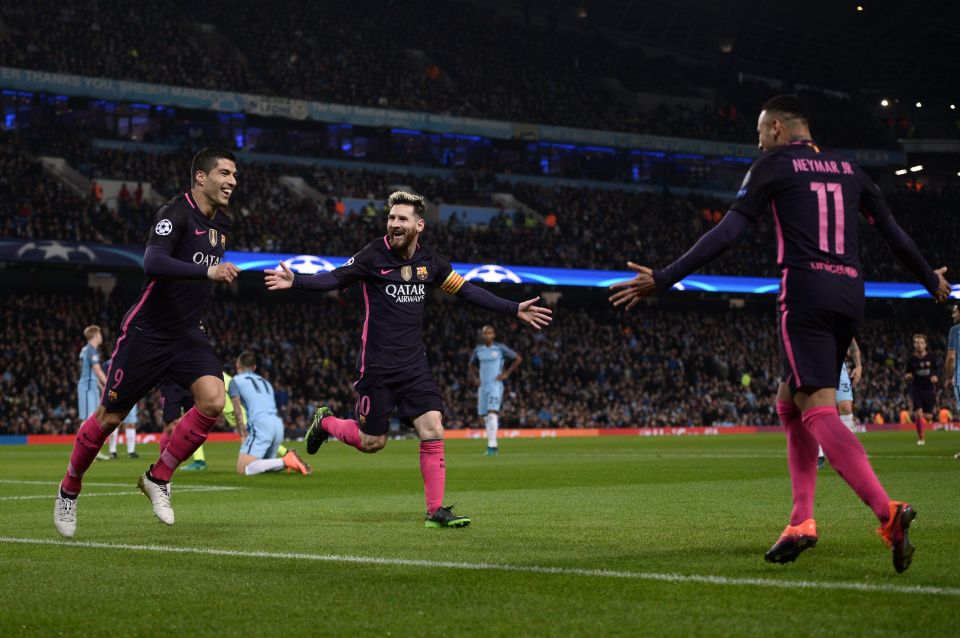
[
  {"left": 61, "top": 415, "right": 110, "bottom": 495},
  {"left": 420, "top": 439, "right": 445, "bottom": 516},
  {"left": 126, "top": 427, "right": 136, "bottom": 454},
  {"left": 916, "top": 416, "right": 926, "bottom": 441},
  {"left": 108, "top": 429, "right": 118, "bottom": 454},
  {"left": 839, "top": 413, "right": 857, "bottom": 433},
  {"left": 150, "top": 407, "right": 217, "bottom": 482},
  {"left": 158, "top": 430, "right": 171, "bottom": 453},
  {"left": 193, "top": 445, "right": 206, "bottom": 463},
  {"left": 485, "top": 413, "right": 499, "bottom": 448},
  {"left": 778, "top": 400, "right": 818, "bottom": 525},
  {"left": 276, "top": 444, "right": 288, "bottom": 457},
  {"left": 321, "top": 415, "right": 362, "bottom": 450},
  {"left": 244, "top": 458, "right": 285, "bottom": 475},
  {"left": 802, "top": 405, "right": 890, "bottom": 523}
]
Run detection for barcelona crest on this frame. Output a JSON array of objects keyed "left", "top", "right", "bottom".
[{"left": 416, "top": 265, "right": 428, "bottom": 280}]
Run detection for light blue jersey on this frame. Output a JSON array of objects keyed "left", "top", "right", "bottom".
[
  {"left": 77, "top": 343, "right": 102, "bottom": 418},
  {"left": 837, "top": 362, "right": 853, "bottom": 403},
  {"left": 230, "top": 371, "right": 284, "bottom": 459},
  {"left": 471, "top": 342, "right": 518, "bottom": 416},
  {"left": 949, "top": 324, "right": 959, "bottom": 408}
]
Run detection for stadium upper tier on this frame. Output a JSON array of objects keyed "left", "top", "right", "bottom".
[
  {"left": 0, "top": 0, "right": 922, "bottom": 148},
  {"left": 1, "top": 132, "right": 958, "bottom": 283},
  {"left": 0, "top": 288, "right": 951, "bottom": 436}
]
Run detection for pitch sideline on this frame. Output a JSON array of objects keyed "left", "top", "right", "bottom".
[{"left": 0, "top": 536, "right": 957, "bottom": 598}]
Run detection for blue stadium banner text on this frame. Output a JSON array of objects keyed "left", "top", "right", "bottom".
[
  {"left": 0, "top": 66, "right": 903, "bottom": 164},
  {"left": 2, "top": 239, "right": 956, "bottom": 300}
]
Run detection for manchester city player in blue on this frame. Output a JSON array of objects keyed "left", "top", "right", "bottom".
[
  {"left": 229, "top": 351, "right": 310, "bottom": 476},
  {"left": 469, "top": 325, "right": 522, "bottom": 455}
]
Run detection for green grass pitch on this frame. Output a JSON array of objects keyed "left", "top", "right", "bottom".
[{"left": 2, "top": 433, "right": 959, "bottom": 637}]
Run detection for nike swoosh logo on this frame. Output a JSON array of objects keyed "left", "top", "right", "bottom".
[
  {"left": 195, "top": 229, "right": 206, "bottom": 235},
  {"left": 380, "top": 269, "right": 395, "bottom": 275}
]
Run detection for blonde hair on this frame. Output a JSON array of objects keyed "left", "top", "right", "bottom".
[
  {"left": 387, "top": 191, "right": 425, "bottom": 217},
  {"left": 913, "top": 333, "right": 927, "bottom": 344},
  {"left": 83, "top": 325, "right": 101, "bottom": 340}
]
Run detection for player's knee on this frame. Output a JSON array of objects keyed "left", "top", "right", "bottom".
[
  {"left": 94, "top": 406, "right": 123, "bottom": 429},
  {"left": 418, "top": 421, "right": 444, "bottom": 440},
  {"left": 359, "top": 435, "right": 386, "bottom": 453},
  {"left": 195, "top": 393, "right": 225, "bottom": 417}
]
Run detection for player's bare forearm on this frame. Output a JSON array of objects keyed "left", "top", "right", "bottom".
[
  {"left": 945, "top": 353, "right": 956, "bottom": 386},
  {"left": 848, "top": 338, "right": 861, "bottom": 369}
]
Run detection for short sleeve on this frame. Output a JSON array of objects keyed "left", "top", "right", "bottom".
[
  {"left": 728, "top": 153, "right": 779, "bottom": 222},
  {"left": 856, "top": 166, "right": 893, "bottom": 225},
  {"left": 228, "top": 378, "right": 240, "bottom": 398},
  {"left": 90, "top": 352, "right": 101, "bottom": 365},
  {"left": 435, "top": 253, "right": 465, "bottom": 294},
  {"left": 499, "top": 344, "right": 518, "bottom": 359},
  {"left": 330, "top": 244, "right": 374, "bottom": 288},
  {"left": 146, "top": 202, "right": 188, "bottom": 253},
  {"left": 469, "top": 348, "right": 479, "bottom": 365}
]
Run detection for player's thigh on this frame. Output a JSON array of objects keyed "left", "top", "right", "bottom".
[
  {"left": 240, "top": 423, "right": 271, "bottom": 459},
  {"left": 411, "top": 410, "right": 444, "bottom": 440},
  {"left": 101, "top": 336, "right": 174, "bottom": 415},
  {"left": 165, "top": 335, "right": 224, "bottom": 412},
  {"left": 354, "top": 375, "right": 396, "bottom": 437},
  {"left": 778, "top": 308, "right": 856, "bottom": 390},
  {"left": 837, "top": 399, "right": 854, "bottom": 415},
  {"left": 78, "top": 387, "right": 99, "bottom": 419},
  {"left": 396, "top": 370, "right": 444, "bottom": 430},
  {"left": 262, "top": 416, "right": 284, "bottom": 460},
  {"left": 485, "top": 384, "right": 504, "bottom": 413}
]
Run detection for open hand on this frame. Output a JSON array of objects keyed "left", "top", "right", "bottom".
[
  {"left": 264, "top": 261, "right": 295, "bottom": 291},
  {"left": 517, "top": 297, "right": 553, "bottom": 330},
  {"left": 933, "top": 266, "right": 952, "bottom": 303},
  {"left": 608, "top": 262, "right": 657, "bottom": 311}
]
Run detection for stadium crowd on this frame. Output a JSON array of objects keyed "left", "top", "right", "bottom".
[
  {"left": 0, "top": 288, "right": 953, "bottom": 436},
  {"left": 4, "top": 131, "right": 958, "bottom": 284},
  {"left": 0, "top": 0, "right": 898, "bottom": 148}
]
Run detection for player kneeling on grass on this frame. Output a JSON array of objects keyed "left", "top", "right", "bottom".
[{"left": 230, "top": 351, "right": 310, "bottom": 476}]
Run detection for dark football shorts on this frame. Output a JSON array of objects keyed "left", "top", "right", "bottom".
[
  {"left": 101, "top": 330, "right": 222, "bottom": 415},
  {"left": 159, "top": 378, "right": 195, "bottom": 424},
  {"left": 778, "top": 307, "right": 858, "bottom": 391},
  {"left": 353, "top": 361, "right": 444, "bottom": 436},
  {"left": 910, "top": 388, "right": 935, "bottom": 415}
]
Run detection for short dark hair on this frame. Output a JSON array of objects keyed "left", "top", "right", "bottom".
[
  {"left": 387, "top": 191, "right": 425, "bottom": 218},
  {"left": 761, "top": 95, "right": 810, "bottom": 126},
  {"left": 237, "top": 351, "right": 257, "bottom": 369},
  {"left": 191, "top": 147, "right": 236, "bottom": 186}
]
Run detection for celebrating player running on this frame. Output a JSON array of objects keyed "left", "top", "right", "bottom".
[{"left": 265, "top": 191, "right": 552, "bottom": 527}]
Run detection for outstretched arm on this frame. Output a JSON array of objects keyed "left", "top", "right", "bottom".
[
  {"left": 457, "top": 283, "right": 553, "bottom": 330},
  {"left": 265, "top": 261, "right": 340, "bottom": 292},
  {"left": 609, "top": 210, "right": 751, "bottom": 310},
  {"left": 873, "top": 216, "right": 950, "bottom": 301}
]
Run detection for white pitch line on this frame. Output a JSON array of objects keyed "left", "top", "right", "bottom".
[
  {"left": 0, "top": 536, "right": 957, "bottom": 598},
  {"left": 0, "top": 480, "right": 143, "bottom": 488},
  {"left": 0, "top": 486, "right": 242, "bottom": 501}
]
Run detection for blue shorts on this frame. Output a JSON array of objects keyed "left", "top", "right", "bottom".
[
  {"left": 77, "top": 383, "right": 100, "bottom": 419},
  {"left": 240, "top": 414, "right": 284, "bottom": 459},
  {"left": 836, "top": 364, "right": 853, "bottom": 403},
  {"left": 477, "top": 383, "right": 504, "bottom": 415},
  {"left": 122, "top": 403, "right": 138, "bottom": 425}
]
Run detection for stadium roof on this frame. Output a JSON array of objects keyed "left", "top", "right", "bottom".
[{"left": 489, "top": 0, "right": 960, "bottom": 96}]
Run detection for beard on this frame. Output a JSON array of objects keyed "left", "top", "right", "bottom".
[{"left": 388, "top": 229, "right": 417, "bottom": 252}]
